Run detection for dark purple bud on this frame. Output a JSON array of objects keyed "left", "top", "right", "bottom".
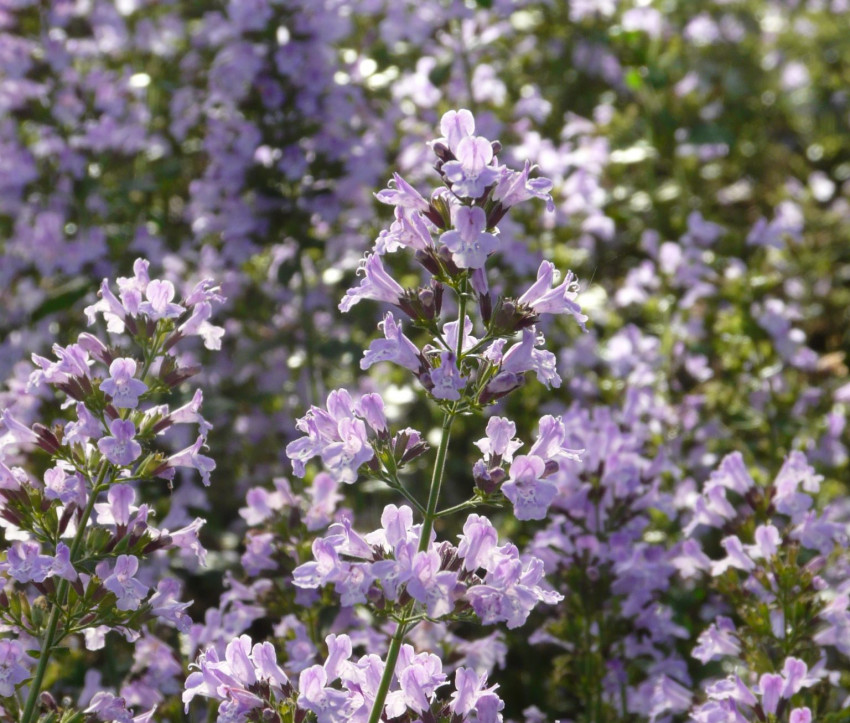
[
  {"left": 432, "top": 281, "right": 443, "bottom": 316},
  {"left": 543, "top": 460, "right": 560, "bottom": 477},
  {"left": 91, "top": 585, "right": 107, "bottom": 603},
  {"left": 1, "top": 508, "right": 24, "bottom": 527},
  {"left": 436, "top": 246, "right": 460, "bottom": 277},
  {"left": 142, "top": 535, "right": 172, "bottom": 554},
  {"left": 479, "top": 292, "right": 492, "bottom": 324},
  {"left": 418, "top": 287, "right": 436, "bottom": 320},
  {"left": 56, "top": 380, "right": 86, "bottom": 402},
  {"left": 151, "top": 416, "right": 174, "bottom": 434},
  {"left": 479, "top": 371, "right": 524, "bottom": 405},
  {"left": 489, "top": 467, "right": 507, "bottom": 486},
  {"left": 162, "top": 364, "right": 201, "bottom": 388},
  {"left": 432, "top": 141, "right": 452, "bottom": 162},
  {"left": 367, "top": 585, "right": 384, "bottom": 607},
  {"left": 491, "top": 140, "right": 502, "bottom": 156},
  {"left": 487, "top": 203, "right": 509, "bottom": 229},
  {"left": 32, "top": 424, "right": 62, "bottom": 455},
  {"left": 39, "top": 693, "right": 58, "bottom": 712},
  {"left": 77, "top": 333, "right": 111, "bottom": 364},
  {"left": 414, "top": 249, "right": 442, "bottom": 277},
  {"left": 162, "top": 331, "right": 185, "bottom": 353},
  {"left": 400, "top": 442, "right": 429, "bottom": 465}
]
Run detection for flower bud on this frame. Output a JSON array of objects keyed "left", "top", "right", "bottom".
[{"left": 479, "top": 371, "right": 523, "bottom": 405}]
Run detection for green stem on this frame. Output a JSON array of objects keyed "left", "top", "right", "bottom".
[
  {"left": 366, "top": 279, "right": 468, "bottom": 723},
  {"left": 367, "top": 412, "right": 455, "bottom": 723},
  {"left": 418, "top": 414, "right": 455, "bottom": 553},
  {"left": 21, "top": 464, "right": 110, "bottom": 723},
  {"left": 366, "top": 616, "right": 410, "bottom": 723}
]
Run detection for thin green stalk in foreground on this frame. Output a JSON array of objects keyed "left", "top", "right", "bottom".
[
  {"left": 21, "top": 463, "right": 110, "bottom": 723},
  {"left": 366, "top": 280, "right": 467, "bottom": 723},
  {"left": 367, "top": 411, "right": 454, "bottom": 723}
]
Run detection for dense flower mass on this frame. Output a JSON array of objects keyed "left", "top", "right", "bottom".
[{"left": 1, "top": 1, "right": 849, "bottom": 722}]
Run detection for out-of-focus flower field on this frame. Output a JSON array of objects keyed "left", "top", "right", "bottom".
[{"left": 1, "top": 0, "right": 849, "bottom": 721}]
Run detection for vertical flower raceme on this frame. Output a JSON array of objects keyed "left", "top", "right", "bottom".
[{"left": 0, "top": 261, "right": 224, "bottom": 722}]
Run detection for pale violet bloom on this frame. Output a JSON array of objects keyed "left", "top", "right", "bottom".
[
  {"left": 138, "top": 279, "right": 184, "bottom": 320},
  {"left": 428, "top": 351, "right": 467, "bottom": 401},
  {"left": 441, "top": 206, "right": 499, "bottom": 269},
  {"left": 0, "top": 639, "right": 36, "bottom": 697},
  {"left": 501, "top": 454, "right": 557, "bottom": 521},
  {"left": 97, "top": 419, "right": 142, "bottom": 466},
  {"left": 339, "top": 254, "right": 405, "bottom": 313},
  {"left": 442, "top": 136, "right": 501, "bottom": 198},
  {"left": 492, "top": 160, "right": 555, "bottom": 212},
  {"left": 518, "top": 261, "right": 587, "bottom": 329},
  {"left": 100, "top": 358, "right": 147, "bottom": 409},
  {"left": 361, "top": 312, "right": 422, "bottom": 373},
  {"left": 439, "top": 108, "right": 475, "bottom": 154},
  {"left": 103, "top": 554, "right": 149, "bottom": 611}
]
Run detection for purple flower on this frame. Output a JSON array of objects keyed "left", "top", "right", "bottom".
[
  {"left": 375, "top": 172, "right": 430, "bottom": 213},
  {"left": 177, "top": 301, "right": 225, "bottom": 350},
  {"left": 98, "top": 419, "right": 142, "bottom": 466},
  {"left": 406, "top": 549, "right": 459, "bottom": 617},
  {"left": 149, "top": 579, "right": 193, "bottom": 632},
  {"left": 518, "top": 261, "right": 587, "bottom": 329},
  {"left": 492, "top": 160, "right": 555, "bottom": 212},
  {"left": 442, "top": 136, "right": 501, "bottom": 198},
  {"left": 339, "top": 253, "right": 405, "bottom": 313},
  {"left": 64, "top": 403, "right": 103, "bottom": 447},
  {"left": 163, "top": 436, "right": 215, "bottom": 486},
  {"left": 361, "top": 312, "right": 422, "bottom": 373},
  {"left": 457, "top": 514, "right": 499, "bottom": 572},
  {"left": 439, "top": 109, "right": 475, "bottom": 154},
  {"left": 501, "top": 328, "right": 561, "bottom": 389},
  {"left": 138, "top": 279, "right": 184, "bottom": 321},
  {"left": 83, "top": 692, "right": 135, "bottom": 723},
  {"left": 286, "top": 389, "right": 376, "bottom": 483},
  {"left": 293, "top": 537, "right": 342, "bottom": 589},
  {"left": 450, "top": 667, "right": 502, "bottom": 719},
  {"left": 44, "top": 465, "right": 85, "bottom": 506},
  {"left": 395, "top": 649, "right": 447, "bottom": 715},
  {"left": 440, "top": 206, "right": 499, "bottom": 269},
  {"left": 692, "top": 617, "right": 740, "bottom": 663},
  {"left": 51, "top": 543, "right": 77, "bottom": 582},
  {"left": 95, "top": 483, "right": 136, "bottom": 527},
  {"left": 711, "top": 535, "right": 756, "bottom": 576},
  {"left": 502, "top": 455, "right": 557, "bottom": 521},
  {"left": 100, "top": 358, "right": 148, "bottom": 409},
  {"left": 4, "top": 541, "right": 56, "bottom": 583},
  {"left": 427, "top": 351, "right": 466, "bottom": 401},
  {"left": 0, "top": 408, "right": 39, "bottom": 447},
  {"left": 375, "top": 207, "right": 434, "bottom": 254},
  {"left": 103, "top": 555, "right": 149, "bottom": 611},
  {"left": 474, "top": 417, "right": 522, "bottom": 464},
  {"left": 298, "top": 664, "right": 361, "bottom": 723},
  {"left": 85, "top": 278, "right": 131, "bottom": 332},
  {"left": 0, "top": 639, "right": 36, "bottom": 697}
]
